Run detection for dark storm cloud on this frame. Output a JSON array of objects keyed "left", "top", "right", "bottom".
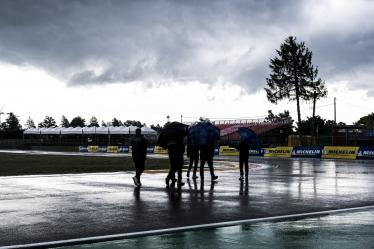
[{"left": 0, "top": 0, "right": 374, "bottom": 94}]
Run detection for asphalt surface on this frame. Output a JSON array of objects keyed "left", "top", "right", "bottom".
[
  {"left": 1, "top": 158, "right": 374, "bottom": 247},
  {"left": 65, "top": 209, "right": 374, "bottom": 249}
]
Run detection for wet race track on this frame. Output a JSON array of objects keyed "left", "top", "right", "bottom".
[
  {"left": 64, "top": 209, "right": 374, "bottom": 249},
  {"left": 1, "top": 157, "right": 374, "bottom": 247}
]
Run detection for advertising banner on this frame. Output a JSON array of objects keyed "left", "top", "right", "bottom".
[
  {"left": 263, "top": 147, "right": 293, "bottom": 158},
  {"left": 147, "top": 147, "right": 155, "bottom": 154},
  {"left": 98, "top": 146, "right": 107, "bottom": 153},
  {"left": 357, "top": 147, "right": 374, "bottom": 160},
  {"left": 79, "top": 146, "right": 88, "bottom": 152},
  {"left": 291, "top": 146, "right": 323, "bottom": 158},
  {"left": 88, "top": 145, "right": 99, "bottom": 153},
  {"left": 214, "top": 147, "right": 220, "bottom": 156},
  {"left": 107, "top": 146, "right": 119, "bottom": 153},
  {"left": 118, "top": 146, "right": 129, "bottom": 153},
  {"left": 219, "top": 146, "right": 239, "bottom": 156},
  {"left": 248, "top": 149, "right": 264, "bottom": 156},
  {"left": 322, "top": 146, "right": 359, "bottom": 159},
  {"left": 154, "top": 146, "right": 168, "bottom": 154}
]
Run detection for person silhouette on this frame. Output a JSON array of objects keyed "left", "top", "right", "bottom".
[
  {"left": 131, "top": 128, "right": 148, "bottom": 187},
  {"left": 186, "top": 139, "right": 199, "bottom": 179}
]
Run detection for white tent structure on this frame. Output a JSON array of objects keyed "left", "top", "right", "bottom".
[
  {"left": 24, "top": 126, "right": 157, "bottom": 146},
  {"left": 24, "top": 126, "right": 157, "bottom": 135}
]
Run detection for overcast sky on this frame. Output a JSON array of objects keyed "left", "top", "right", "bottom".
[{"left": 1, "top": 0, "right": 374, "bottom": 126}]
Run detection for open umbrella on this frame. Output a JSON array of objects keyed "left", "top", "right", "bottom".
[
  {"left": 238, "top": 127, "right": 258, "bottom": 148},
  {"left": 188, "top": 122, "right": 220, "bottom": 146},
  {"left": 156, "top": 122, "right": 188, "bottom": 149}
]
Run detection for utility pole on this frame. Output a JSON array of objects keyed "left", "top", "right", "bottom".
[
  {"left": 334, "top": 97, "right": 336, "bottom": 123},
  {"left": 180, "top": 115, "right": 183, "bottom": 123}
]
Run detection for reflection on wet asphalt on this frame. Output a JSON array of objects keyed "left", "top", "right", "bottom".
[
  {"left": 1, "top": 158, "right": 374, "bottom": 246},
  {"left": 64, "top": 209, "right": 374, "bottom": 249}
]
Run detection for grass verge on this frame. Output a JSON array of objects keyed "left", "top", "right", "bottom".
[{"left": 0, "top": 153, "right": 170, "bottom": 176}]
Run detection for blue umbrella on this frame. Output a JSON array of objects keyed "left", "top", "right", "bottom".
[
  {"left": 238, "top": 127, "right": 256, "bottom": 143},
  {"left": 188, "top": 122, "right": 220, "bottom": 146}
]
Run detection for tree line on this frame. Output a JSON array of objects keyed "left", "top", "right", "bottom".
[{"left": 0, "top": 114, "right": 148, "bottom": 131}]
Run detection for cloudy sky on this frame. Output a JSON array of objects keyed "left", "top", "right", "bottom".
[{"left": 1, "top": 0, "right": 374, "bottom": 127}]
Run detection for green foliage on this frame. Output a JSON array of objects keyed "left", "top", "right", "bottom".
[
  {"left": 2, "top": 112, "right": 21, "bottom": 131},
  {"left": 150, "top": 124, "right": 163, "bottom": 133},
  {"left": 123, "top": 120, "right": 144, "bottom": 127},
  {"left": 265, "top": 110, "right": 293, "bottom": 123},
  {"left": 308, "top": 67, "right": 327, "bottom": 103},
  {"left": 355, "top": 113, "right": 374, "bottom": 130},
  {"left": 265, "top": 36, "right": 314, "bottom": 105},
  {"left": 25, "top": 116, "right": 36, "bottom": 129},
  {"left": 265, "top": 110, "right": 294, "bottom": 134},
  {"left": 111, "top": 118, "right": 123, "bottom": 127},
  {"left": 38, "top": 116, "right": 57, "bottom": 128},
  {"left": 297, "top": 116, "right": 336, "bottom": 135},
  {"left": 70, "top": 116, "right": 86, "bottom": 127},
  {"left": 60, "top": 115, "right": 70, "bottom": 128},
  {"left": 265, "top": 36, "right": 325, "bottom": 144},
  {"left": 88, "top": 116, "right": 100, "bottom": 127}
]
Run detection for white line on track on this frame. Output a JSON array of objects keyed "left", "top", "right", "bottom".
[{"left": 2, "top": 205, "right": 374, "bottom": 249}]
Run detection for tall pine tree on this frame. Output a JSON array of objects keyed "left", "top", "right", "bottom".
[
  {"left": 60, "top": 115, "right": 70, "bottom": 128},
  {"left": 265, "top": 36, "right": 315, "bottom": 144}
]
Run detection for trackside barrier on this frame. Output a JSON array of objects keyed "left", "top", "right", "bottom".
[
  {"left": 219, "top": 146, "right": 239, "bottom": 156},
  {"left": 79, "top": 146, "right": 88, "bottom": 152},
  {"left": 147, "top": 147, "right": 155, "bottom": 154},
  {"left": 154, "top": 146, "right": 168, "bottom": 154},
  {"left": 322, "top": 146, "right": 359, "bottom": 160},
  {"left": 98, "top": 146, "right": 107, "bottom": 153},
  {"left": 88, "top": 146, "right": 98, "bottom": 153},
  {"left": 118, "top": 146, "right": 129, "bottom": 153},
  {"left": 248, "top": 149, "right": 264, "bottom": 156},
  {"left": 107, "top": 146, "right": 118, "bottom": 153},
  {"left": 263, "top": 147, "right": 293, "bottom": 158},
  {"left": 79, "top": 145, "right": 374, "bottom": 160},
  {"left": 291, "top": 146, "right": 323, "bottom": 158},
  {"left": 357, "top": 147, "right": 374, "bottom": 160}
]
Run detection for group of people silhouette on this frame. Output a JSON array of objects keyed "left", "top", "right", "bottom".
[{"left": 131, "top": 125, "right": 251, "bottom": 188}]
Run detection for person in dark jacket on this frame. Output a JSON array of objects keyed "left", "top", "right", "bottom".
[
  {"left": 186, "top": 139, "right": 199, "bottom": 179},
  {"left": 237, "top": 140, "right": 250, "bottom": 180},
  {"left": 166, "top": 139, "right": 185, "bottom": 188},
  {"left": 131, "top": 128, "right": 148, "bottom": 187},
  {"left": 199, "top": 144, "right": 218, "bottom": 181}
]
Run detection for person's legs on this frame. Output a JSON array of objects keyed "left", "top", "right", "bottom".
[
  {"left": 200, "top": 152, "right": 206, "bottom": 180},
  {"left": 207, "top": 147, "right": 217, "bottom": 180},
  {"left": 177, "top": 152, "right": 183, "bottom": 182},
  {"left": 192, "top": 149, "right": 199, "bottom": 178},
  {"left": 136, "top": 160, "right": 145, "bottom": 182},
  {"left": 166, "top": 147, "right": 178, "bottom": 187},
  {"left": 208, "top": 156, "right": 217, "bottom": 180},
  {"left": 239, "top": 157, "right": 244, "bottom": 176},
  {"left": 187, "top": 155, "right": 193, "bottom": 177},
  {"left": 244, "top": 157, "right": 249, "bottom": 177}
]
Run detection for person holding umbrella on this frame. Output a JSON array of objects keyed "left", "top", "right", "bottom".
[
  {"left": 186, "top": 134, "right": 199, "bottom": 179},
  {"left": 237, "top": 127, "right": 256, "bottom": 180},
  {"left": 188, "top": 121, "right": 220, "bottom": 182},
  {"left": 131, "top": 128, "right": 148, "bottom": 187},
  {"left": 156, "top": 122, "right": 188, "bottom": 188}
]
